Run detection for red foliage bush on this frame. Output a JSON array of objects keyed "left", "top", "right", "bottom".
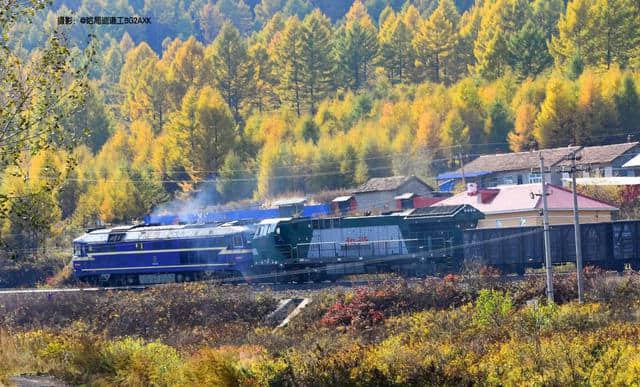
[
  {"left": 443, "top": 274, "right": 458, "bottom": 283},
  {"left": 584, "top": 265, "right": 606, "bottom": 278},
  {"left": 321, "top": 288, "right": 385, "bottom": 329},
  {"left": 478, "top": 265, "right": 501, "bottom": 277},
  {"left": 321, "top": 279, "right": 474, "bottom": 329}
]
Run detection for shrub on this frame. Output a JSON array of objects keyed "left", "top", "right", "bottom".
[
  {"left": 590, "top": 339, "right": 640, "bottom": 386},
  {"left": 43, "top": 263, "right": 75, "bottom": 287},
  {"left": 355, "top": 330, "right": 470, "bottom": 385},
  {"left": 480, "top": 333, "right": 598, "bottom": 386},
  {"left": 286, "top": 341, "right": 365, "bottom": 386},
  {"left": 180, "top": 347, "right": 248, "bottom": 386},
  {"left": 513, "top": 302, "right": 558, "bottom": 338},
  {"left": 103, "top": 337, "right": 182, "bottom": 386},
  {"left": 553, "top": 302, "right": 609, "bottom": 332},
  {"left": 0, "top": 283, "right": 278, "bottom": 346},
  {"left": 321, "top": 288, "right": 385, "bottom": 329},
  {"left": 473, "top": 289, "right": 513, "bottom": 329},
  {"left": 9, "top": 323, "right": 110, "bottom": 384},
  {"left": 0, "top": 257, "right": 64, "bottom": 288},
  {"left": 0, "top": 329, "right": 40, "bottom": 384},
  {"left": 180, "top": 345, "right": 287, "bottom": 386},
  {"left": 320, "top": 280, "right": 475, "bottom": 330}
]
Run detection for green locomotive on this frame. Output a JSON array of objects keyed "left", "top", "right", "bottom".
[{"left": 250, "top": 204, "right": 484, "bottom": 281}]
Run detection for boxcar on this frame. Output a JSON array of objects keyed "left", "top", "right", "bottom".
[{"left": 464, "top": 221, "right": 618, "bottom": 273}]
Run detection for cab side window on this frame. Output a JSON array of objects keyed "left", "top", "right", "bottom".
[{"left": 233, "top": 234, "right": 243, "bottom": 247}]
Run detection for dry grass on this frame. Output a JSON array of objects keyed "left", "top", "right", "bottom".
[
  {"left": 0, "top": 329, "right": 35, "bottom": 384},
  {"left": 0, "top": 283, "right": 278, "bottom": 348}
]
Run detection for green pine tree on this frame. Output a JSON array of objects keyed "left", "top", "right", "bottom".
[
  {"left": 208, "top": 23, "right": 253, "bottom": 123},
  {"left": 300, "top": 10, "right": 334, "bottom": 113}
]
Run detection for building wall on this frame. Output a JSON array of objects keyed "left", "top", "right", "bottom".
[
  {"left": 477, "top": 210, "right": 613, "bottom": 229},
  {"left": 398, "top": 179, "right": 433, "bottom": 196},
  {"left": 611, "top": 147, "right": 639, "bottom": 176},
  {"left": 477, "top": 170, "right": 562, "bottom": 188},
  {"left": 355, "top": 178, "right": 433, "bottom": 212},
  {"left": 574, "top": 159, "right": 638, "bottom": 178},
  {"left": 354, "top": 191, "right": 397, "bottom": 212}
]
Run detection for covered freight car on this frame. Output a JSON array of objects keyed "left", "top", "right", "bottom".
[{"left": 464, "top": 221, "right": 618, "bottom": 273}]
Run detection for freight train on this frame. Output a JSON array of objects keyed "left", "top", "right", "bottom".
[
  {"left": 72, "top": 205, "right": 484, "bottom": 285},
  {"left": 72, "top": 206, "right": 640, "bottom": 285}
]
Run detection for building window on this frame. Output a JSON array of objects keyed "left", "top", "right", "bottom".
[
  {"left": 529, "top": 173, "right": 542, "bottom": 183},
  {"left": 503, "top": 177, "right": 514, "bottom": 185}
]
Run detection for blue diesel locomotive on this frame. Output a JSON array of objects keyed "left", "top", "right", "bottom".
[{"left": 72, "top": 222, "right": 255, "bottom": 285}]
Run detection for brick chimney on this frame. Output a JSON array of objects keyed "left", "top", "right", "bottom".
[{"left": 476, "top": 188, "right": 500, "bottom": 204}]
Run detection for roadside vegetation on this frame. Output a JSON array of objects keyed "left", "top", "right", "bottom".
[{"left": 3, "top": 270, "right": 640, "bottom": 385}]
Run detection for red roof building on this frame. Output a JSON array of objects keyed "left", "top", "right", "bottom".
[{"left": 434, "top": 183, "right": 618, "bottom": 228}]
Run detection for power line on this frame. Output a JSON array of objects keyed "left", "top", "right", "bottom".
[
  {"left": 24, "top": 147, "right": 640, "bottom": 185},
  {"left": 14, "top": 128, "right": 640, "bottom": 178}
]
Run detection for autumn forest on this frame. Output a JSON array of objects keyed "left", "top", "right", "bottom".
[{"left": 3, "top": 0, "right": 640, "bottom": 256}]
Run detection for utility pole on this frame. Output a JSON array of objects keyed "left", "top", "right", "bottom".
[
  {"left": 568, "top": 151, "right": 584, "bottom": 303},
  {"left": 539, "top": 152, "right": 554, "bottom": 303}
]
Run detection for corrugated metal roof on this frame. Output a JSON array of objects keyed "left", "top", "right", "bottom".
[
  {"left": 558, "top": 142, "right": 638, "bottom": 167},
  {"left": 458, "top": 147, "right": 580, "bottom": 174},
  {"left": 437, "top": 171, "right": 492, "bottom": 179},
  {"left": 409, "top": 205, "right": 465, "bottom": 217},
  {"left": 394, "top": 193, "right": 415, "bottom": 200},
  {"left": 435, "top": 183, "right": 618, "bottom": 213},
  {"left": 258, "top": 218, "right": 293, "bottom": 224},
  {"left": 272, "top": 197, "right": 307, "bottom": 206},
  {"left": 332, "top": 195, "right": 354, "bottom": 202},
  {"left": 449, "top": 142, "right": 638, "bottom": 176},
  {"left": 355, "top": 175, "right": 433, "bottom": 193}
]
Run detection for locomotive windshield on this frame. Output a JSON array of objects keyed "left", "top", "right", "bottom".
[
  {"left": 72, "top": 243, "right": 86, "bottom": 257},
  {"left": 254, "top": 222, "right": 279, "bottom": 238}
]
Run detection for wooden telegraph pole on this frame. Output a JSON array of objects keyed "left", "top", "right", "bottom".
[
  {"left": 566, "top": 150, "right": 584, "bottom": 303},
  {"left": 539, "top": 152, "right": 554, "bottom": 303}
]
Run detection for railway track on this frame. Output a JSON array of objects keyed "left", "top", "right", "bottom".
[
  {"left": 0, "top": 270, "right": 625, "bottom": 296},
  {"left": 0, "top": 278, "right": 410, "bottom": 296},
  {"left": 0, "top": 285, "right": 150, "bottom": 295}
]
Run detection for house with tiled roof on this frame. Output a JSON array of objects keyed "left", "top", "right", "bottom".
[
  {"left": 434, "top": 183, "right": 618, "bottom": 228},
  {"left": 352, "top": 175, "right": 435, "bottom": 213},
  {"left": 557, "top": 142, "right": 639, "bottom": 176},
  {"left": 437, "top": 142, "right": 639, "bottom": 191}
]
